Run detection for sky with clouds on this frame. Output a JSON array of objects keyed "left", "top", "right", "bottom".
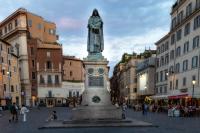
[{"left": 0, "top": 0, "right": 176, "bottom": 76}]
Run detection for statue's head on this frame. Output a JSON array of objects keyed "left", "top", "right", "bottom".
[{"left": 92, "top": 9, "right": 100, "bottom": 17}]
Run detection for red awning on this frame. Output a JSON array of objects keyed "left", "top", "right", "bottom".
[{"left": 168, "top": 94, "right": 188, "bottom": 99}]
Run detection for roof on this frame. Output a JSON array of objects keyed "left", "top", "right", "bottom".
[
  {"left": 0, "top": 38, "right": 11, "bottom": 45},
  {"left": 155, "top": 33, "right": 170, "bottom": 45},
  {"left": 38, "top": 43, "right": 62, "bottom": 49},
  {"left": 0, "top": 8, "right": 27, "bottom": 26},
  {"left": 63, "top": 55, "right": 82, "bottom": 61}
]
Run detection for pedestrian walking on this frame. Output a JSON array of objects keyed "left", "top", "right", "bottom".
[
  {"left": 142, "top": 102, "right": 145, "bottom": 115},
  {"left": 144, "top": 103, "right": 148, "bottom": 115},
  {"left": 9, "top": 103, "right": 18, "bottom": 123},
  {"left": 20, "top": 105, "right": 29, "bottom": 122},
  {"left": 122, "top": 102, "right": 127, "bottom": 119}
]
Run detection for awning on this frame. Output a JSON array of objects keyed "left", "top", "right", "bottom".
[
  {"left": 168, "top": 94, "right": 188, "bottom": 99},
  {"left": 150, "top": 95, "right": 169, "bottom": 100}
]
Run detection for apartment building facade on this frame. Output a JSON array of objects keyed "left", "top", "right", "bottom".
[
  {"left": 155, "top": 0, "right": 200, "bottom": 105},
  {"left": 136, "top": 56, "right": 156, "bottom": 102},
  {"left": 0, "top": 39, "right": 21, "bottom": 107},
  {"left": 62, "top": 56, "right": 85, "bottom": 100},
  {"left": 0, "top": 8, "right": 58, "bottom": 106},
  {"left": 37, "top": 43, "right": 62, "bottom": 107}
]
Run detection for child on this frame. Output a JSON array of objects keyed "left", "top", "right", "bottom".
[{"left": 46, "top": 111, "right": 57, "bottom": 122}]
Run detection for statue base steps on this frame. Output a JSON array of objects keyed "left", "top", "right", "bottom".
[{"left": 71, "top": 105, "right": 122, "bottom": 120}]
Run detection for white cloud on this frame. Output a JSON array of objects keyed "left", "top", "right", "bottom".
[{"left": 60, "top": 27, "right": 168, "bottom": 72}]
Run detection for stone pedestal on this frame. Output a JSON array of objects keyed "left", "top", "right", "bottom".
[{"left": 72, "top": 56, "right": 122, "bottom": 120}]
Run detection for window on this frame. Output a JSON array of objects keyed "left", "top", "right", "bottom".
[
  {"left": 47, "top": 75, "right": 52, "bottom": 84},
  {"left": 0, "top": 29, "right": 2, "bottom": 36},
  {"left": 14, "top": 66, "right": 16, "bottom": 72},
  {"left": 183, "top": 77, "right": 187, "bottom": 86},
  {"left": 156, "top": 59, "right": 159, "bottom": 67},
  {"left": 1, "top": 57, "right": 4, "bottom": 63},
  {"left": 160, "top": 87, "right": 163, "bottom": 94},
  {"left": 4, "top": 26, "right": 7, "bottom": 34},
  {"left": 49, "top": 29, "right": 54, "bottom": 35},
  {"left": 156, "top": 72, "right": 159, "bottom": 83},
  {"left": 171, "top": 34, "right": 175, "bottom": 45},
  {"left": 170, "top": 50, "right": 174, "bottom": 60},
  {"left": 175, "top": 79, "right": 179, "bottom": 89},
  {"left": 164, "top": 69, "right": 168, "bottom": 80},
  {"left": 53, "top": 29, "right": 56, "bottom": 35},
  {"left": 134, "top": 88, "right": 137, "bottom": 93},
  {"left": 47, "top": 52, "right": 50, "bottom": 57},
  {"left": 8, "top": 23, "right": 12, "bottom": 31},
  {"left": 169, "top": 66, "right": 174, "bottom": 74},
  {"left": 170, "top": 81, "right": 172, "bottom": 90},
  {"left": 15, "top": 19, "right": 18, "bottom": 27},
  {"left": 32, "top": 72, "right": 36, "bottom": 79},
  {"left": 55, "top": 75, "right": 59, "bottom": 84},
  {"left": 37, "top": 23, "right": 42, "bottom": 30},
  {"left": 11, "top": 85, "right": 14, "bottom": 92},
  {"left": 4, "top": 84, "right": 6, "bottom": 92},
  {"left": 48, "top": 91, "right": 52, "bottom": 97},
  {"left": 183, "top": 60, "right": 188, "bottom": 71},
  {"left": 165, "top": 41, "right": 169, "bottom": 51},
  {"left": 30, "top": 47, "right": 34, "bottom": 55},
  {"left": 161, "top": 44, "right": 164, "bottom": 53},
  {"left": 194, "top": 15, "right": 200, "bottom": 30},
  {"left": 155, "top": 88, "right": 158, "bottom": 94},
  {"left": 192, "top": 75, "right": 196, "bottom": 81},
  {"left": 177, "top": 11, "right": 183, "bottom": 24},
  {"left": 176, "top": 29, "right": 182, "bottom": 41},
  {"left": 164, "top": 86, "right": 167, "bottom": 93},
  {"left": 2, "top": 69, "right": 5, "bottom": 75},
  {"left": 193, "top": 36, "right": 199, "bottom": 49},
  {"left": 192, "top": 56, "right": 198, "bottom": 68},
  {"left": 165, "top": 53, "right": 169, "bottom": 64},
  {"left": 76, "top": 91, "right": 79, "bottom": 97},
  {"left": 28, "top": 20, "right": 32, "bottom": 27},
  {"left": 157, "top": 47, "right": 160, "bottom": 54},
  {"left": 47, "top": 61, "right": 52, "bottom": 69},
  {"left": 70, "top": 62, "right": 72, "bottom": 66},
  {"left": 171, "top": 17, "right": 176, "bottom": 29},
  {"left": 160, "top": 71, "right": 163, "bottom": 82},
  {"left": 183, "top": 41, "right": 189, "bottom": 53},
  {"left": 40, "top": 75, "right": 44, "bottom": 84},
  {"left": 186, "top": 3, "right": 192, "bottom": 17},
  {"left": 176, "top": 46, "right": 181, "bottom": 57},
  {"left": 32, "top": 60, "right": 35, "bottom": 67},
  {"left": 184, "top": 23, "right": 190, "bottom": 36},
  {"left": 70, "top": 71, "right": 73, "bottom": 77},
  {"left": 69, "top": 91, "right": 72, "bottom": 97},
  {"left": 196, "top": 0, "right": 200, "bottom": 9},
  {"left": 175, "top": 63, "right": 180, "bottom": 73},
  {"left": 161, "top": 56, "right": 164, "bottom": 66}
]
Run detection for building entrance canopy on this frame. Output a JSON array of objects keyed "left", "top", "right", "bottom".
[{"left": 168, "top": 94, "right": 189, "bottom": 99}]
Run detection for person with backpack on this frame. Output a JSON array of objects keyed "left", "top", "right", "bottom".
[{"left": 9, "top": 103, "right": 18, "bottom": 122}]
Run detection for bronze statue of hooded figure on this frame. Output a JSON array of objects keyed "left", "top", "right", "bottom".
[{"left": 87, "top": 9, "right": 104, "bottom": 54}]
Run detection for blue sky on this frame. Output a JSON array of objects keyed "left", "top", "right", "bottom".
[{"left": 0, "top": 0, "right": 175, "bottom": 76}]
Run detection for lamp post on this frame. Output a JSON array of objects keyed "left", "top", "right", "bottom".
[
  {"left": 192, "top": 80, "right": 196, "bottom": 105},
  {"left": 7, "top": 71, "right": 11, "bottom": 103}
]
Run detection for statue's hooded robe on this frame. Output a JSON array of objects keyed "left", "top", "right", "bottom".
[{"left": 87, "top": 9, "right": 104, "bottom": 54}]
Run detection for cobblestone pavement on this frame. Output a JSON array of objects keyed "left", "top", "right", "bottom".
[{"left": 0, "top": 107, "right": 199, "bottom": 133}]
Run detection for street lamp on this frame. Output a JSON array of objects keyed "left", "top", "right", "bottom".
[
  {"left": 192, "top": 79, "right": 196, "bottom": 105},
  {"left": 7, "top": 71, "right": 11, "bottom": 103}
]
